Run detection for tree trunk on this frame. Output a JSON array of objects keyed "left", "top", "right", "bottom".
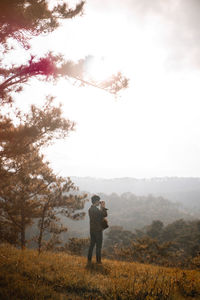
[
  {"left": 20, "top": 208, "right": 26, "bottom": 250},
  {"left": 38, "top": 204, "right": 47, "bottom": 254}
]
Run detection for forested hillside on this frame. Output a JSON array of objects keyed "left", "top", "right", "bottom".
[
  {"left": 56, "top": 191, "right": 195, "bottom": 240},
  {"left": 26, "top": 191, "right": 196, "bottom": 249},
  {"left": 104, "top": 219, "right": 200, "bottom": 268},
  {"left": 72, "top": 177, "right": 200, "bottom": 210}
]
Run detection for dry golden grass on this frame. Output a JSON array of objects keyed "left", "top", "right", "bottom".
[{"left": 0, "top": 243, "right": 200, "bottom": 299}]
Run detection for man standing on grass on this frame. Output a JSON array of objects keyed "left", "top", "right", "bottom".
[{"left": 87, "top": 195, "right": 108, "bottom": 264}]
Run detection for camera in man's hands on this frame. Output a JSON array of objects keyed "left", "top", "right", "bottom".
[{"left": 100, "top": 201, "right": 105, "bottom": 207}]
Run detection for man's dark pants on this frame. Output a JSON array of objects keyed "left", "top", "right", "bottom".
[{"left": 88, "top": 231, "right": 103, "bottom": 263}]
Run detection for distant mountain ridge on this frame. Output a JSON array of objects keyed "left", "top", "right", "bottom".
[{"left": 71, "top": 176, "right": 200, "bottom": 208}]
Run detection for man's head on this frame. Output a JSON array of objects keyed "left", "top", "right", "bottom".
[{"left": 91, "top": 195, "right": 100, "bottom": 206}]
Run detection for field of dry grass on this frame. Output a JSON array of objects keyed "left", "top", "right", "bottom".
[{"left": 0, "top": 244, "right": 200, "bottom": 299}]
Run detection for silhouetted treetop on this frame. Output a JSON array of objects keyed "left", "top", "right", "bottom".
[{"left": 0, "top": 0, "right": 85, "bottom": 47}]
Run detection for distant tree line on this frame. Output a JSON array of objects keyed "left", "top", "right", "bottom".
[{"left": 97, "top": 192, "right": 194, "bottom": 230}]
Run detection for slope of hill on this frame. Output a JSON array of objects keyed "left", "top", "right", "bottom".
[{"left": 1, "top": 244, "right": 200, "bottom": 299}]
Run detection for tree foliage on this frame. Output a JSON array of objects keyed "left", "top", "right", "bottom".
[
  {"left": 104, "top": 219, "right": 200, "bottom": 268},
  {"left": 0, "top": 99, "right": 88, "bottom": 249},
  {"left": 0, "top": 0, "right": 84, "bottom": 46}
]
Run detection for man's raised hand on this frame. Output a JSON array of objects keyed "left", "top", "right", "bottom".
[{"left": 100, "top": 201, "right": 105, "bottom": 208}]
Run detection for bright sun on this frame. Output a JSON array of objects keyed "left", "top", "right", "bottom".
[{"left": 85, "top": 56, "right": 116, "bottom": 82}]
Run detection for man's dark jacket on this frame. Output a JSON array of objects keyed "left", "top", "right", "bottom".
[{"left": 88, "top": 205, "right": 108, "bottom": 232}]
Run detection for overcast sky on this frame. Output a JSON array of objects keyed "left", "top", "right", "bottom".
[{"left": 14, "top": 0, "right": 200, "bottom": 178}]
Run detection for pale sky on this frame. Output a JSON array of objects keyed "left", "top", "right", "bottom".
[{"left": 12, "top": 0, "right": 200, "bottom": 178}]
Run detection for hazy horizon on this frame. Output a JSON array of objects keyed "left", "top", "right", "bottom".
[{"left": 71, "top": 175, "right": 200, "bottom": 180}]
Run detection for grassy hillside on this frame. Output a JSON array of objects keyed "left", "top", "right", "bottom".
[{"left": 0, "top": 244, "right": 200, "bottom": 300}]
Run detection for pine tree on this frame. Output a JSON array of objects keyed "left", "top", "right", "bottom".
[{"left": 0, "top": 99, "right": 87, "bottom": 249}]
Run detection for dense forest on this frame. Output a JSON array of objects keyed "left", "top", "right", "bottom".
[{"left": 103, "top": 219, "right": 200, "bottom": 268}]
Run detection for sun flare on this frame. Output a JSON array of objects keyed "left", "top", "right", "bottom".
[{"left": 85, "top": 56, "right": 116, "bottom": 82}]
